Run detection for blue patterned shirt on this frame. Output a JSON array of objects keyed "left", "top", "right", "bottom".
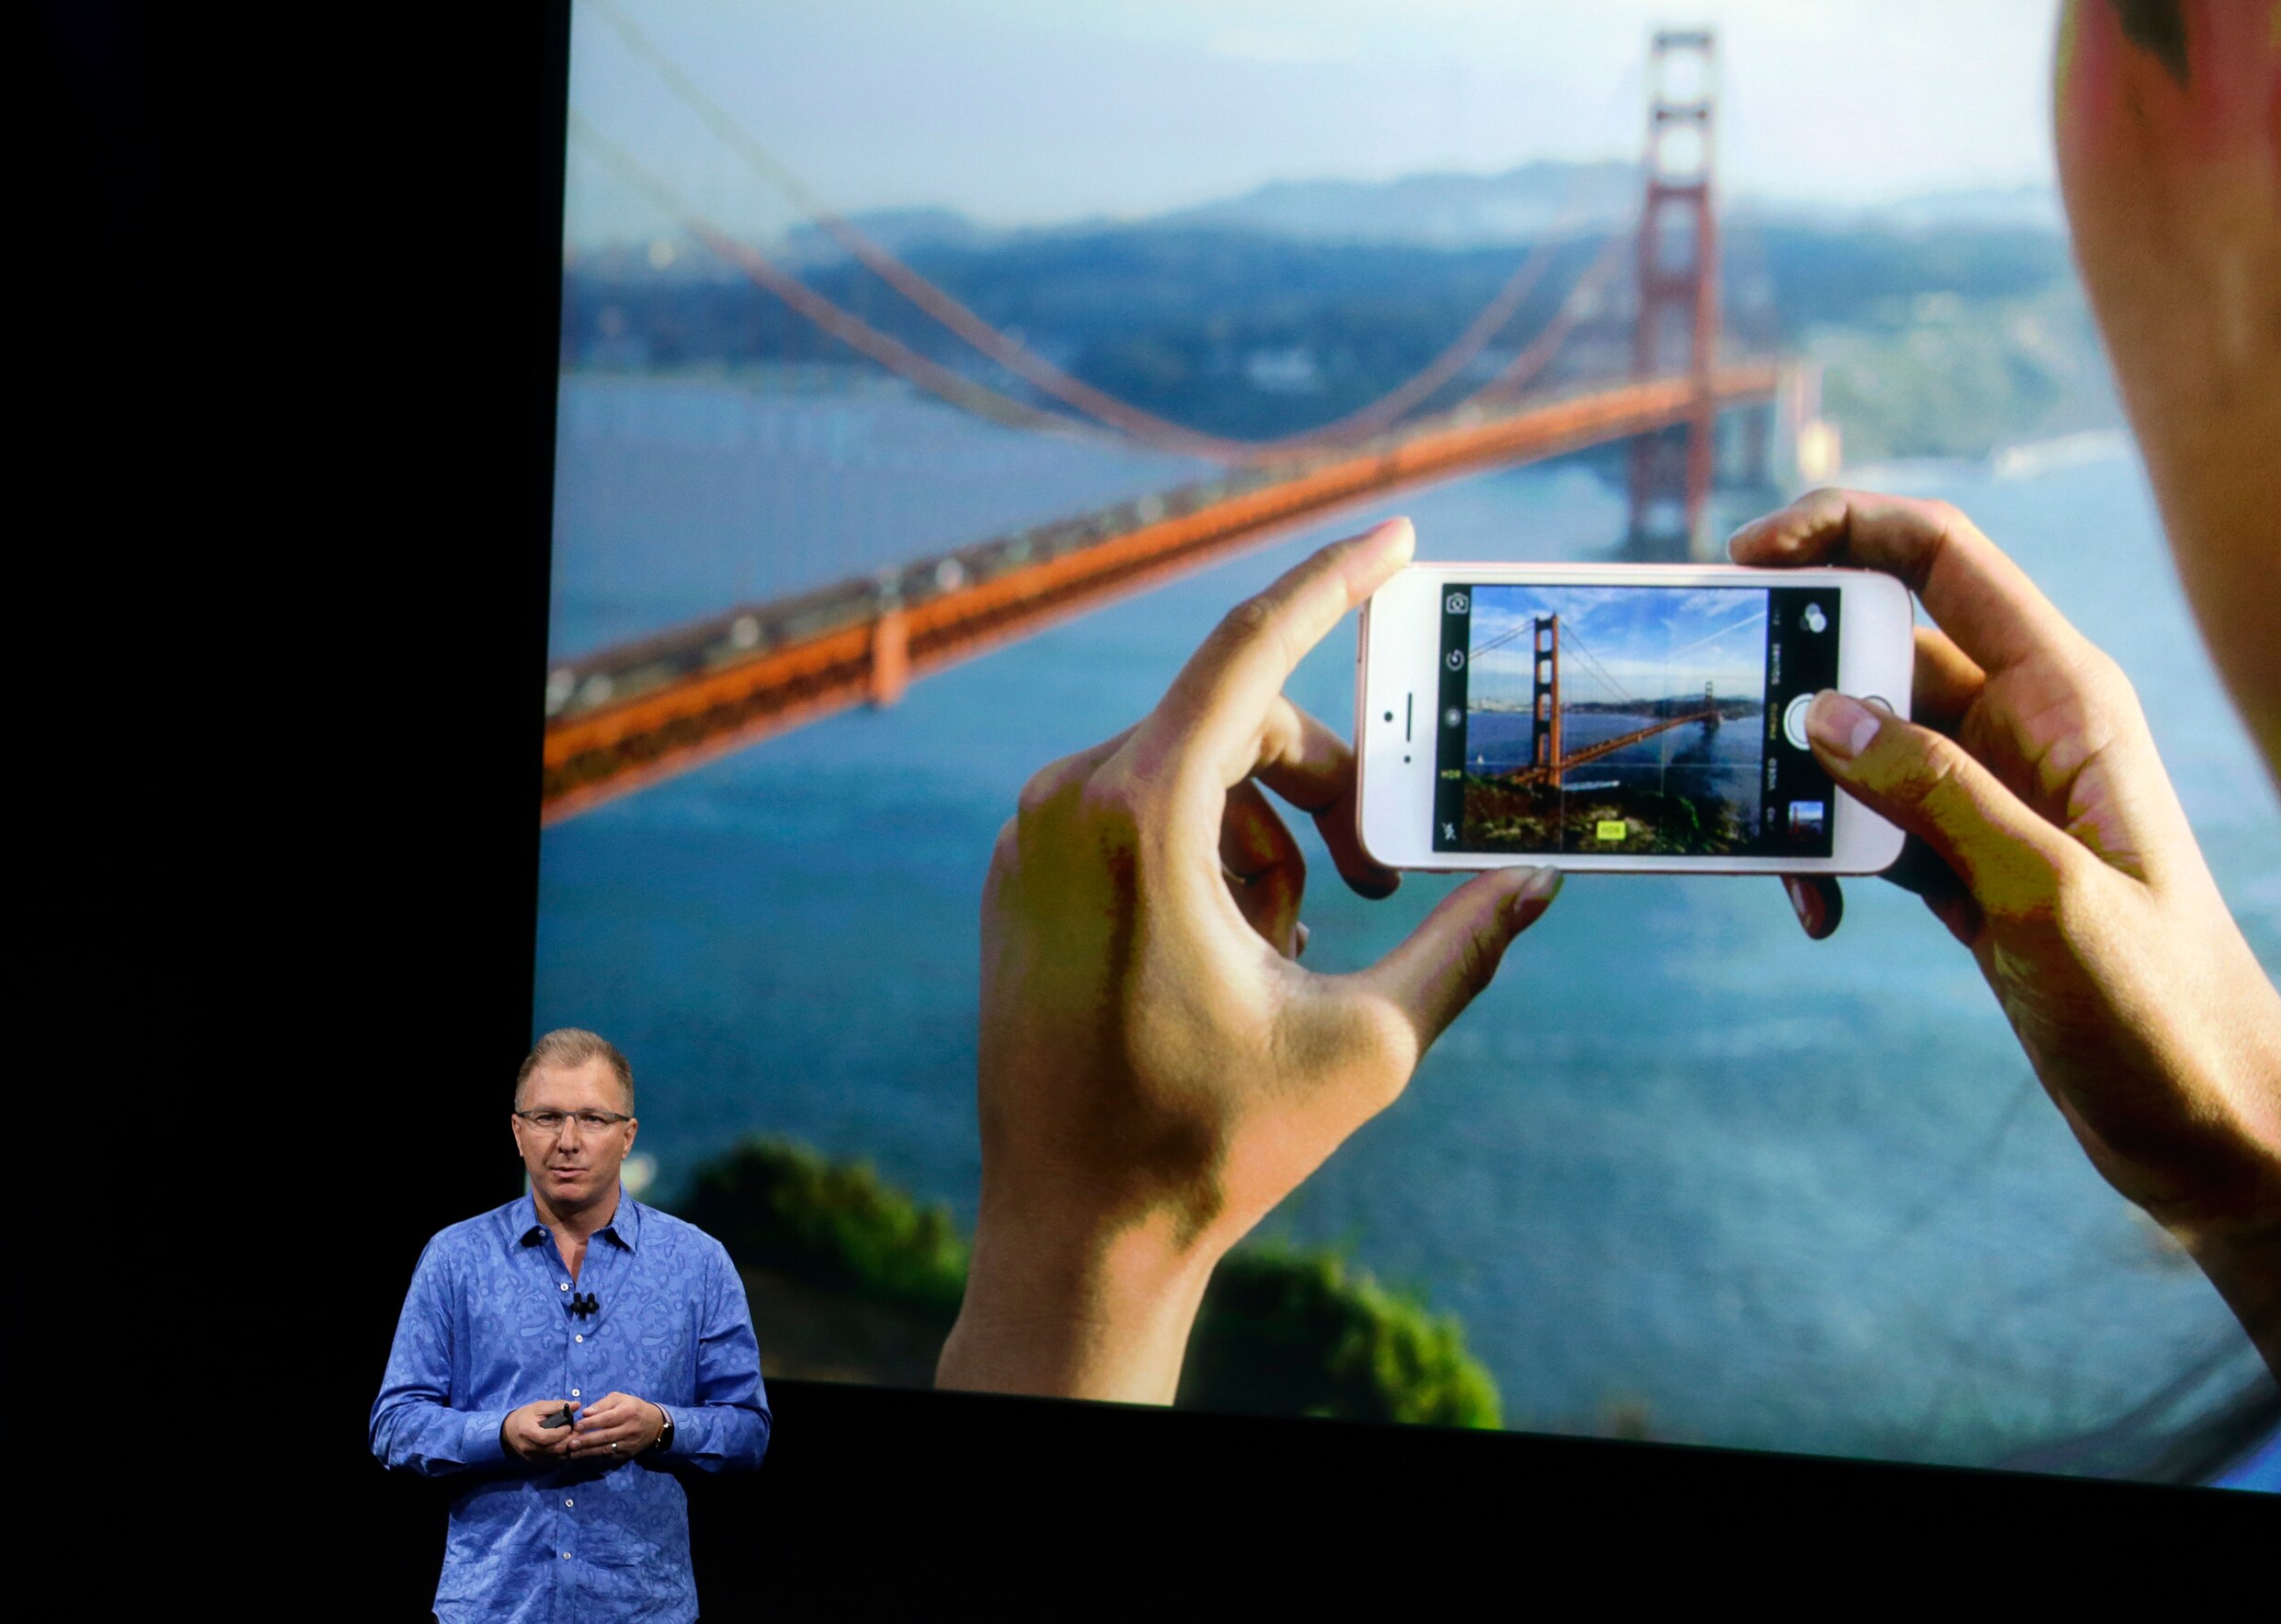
[{"left": 371, "top": 1191, "right": 771, "bottom": 1623}]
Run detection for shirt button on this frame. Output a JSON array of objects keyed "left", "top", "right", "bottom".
[
  {"left": 561, "top": 1551, "right": 571, "bottom": 1561},
  {"left": 565, "top": 1499, "right": 575, "bottom": 1508},
  {"left": 559, "top": 1283, "right": 569, "bottom": 1291},
  {"left": 570, "top": 1390, "right": 580, "bottom": 1398}
]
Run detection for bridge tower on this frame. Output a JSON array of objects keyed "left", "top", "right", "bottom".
[
  {"left": 1627, "top": 29, "right": 1721, "bottom": 561},
  {"left": 1530, "top": 614, "right": 1563, "bottom": 772},
  {"left": 1703, "top": 679, "right": 1719, "bottom": 730}
]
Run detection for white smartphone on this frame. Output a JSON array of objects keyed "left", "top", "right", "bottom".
[{"left": 1355, "top": 563, "right": 1914, "bottom": 875}]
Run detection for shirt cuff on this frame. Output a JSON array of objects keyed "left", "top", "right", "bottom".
[{"left": 464, "top": 1409, "right": 511, "bottom": 1464}]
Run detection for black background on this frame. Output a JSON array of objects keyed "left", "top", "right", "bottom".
[{"left": 27, "top": 2, "right": 2271, "bottom": 1611}]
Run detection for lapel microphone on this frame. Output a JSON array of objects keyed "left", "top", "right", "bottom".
[{"left": 568, "top": 1291, "right": 600, "bottom": 1320}]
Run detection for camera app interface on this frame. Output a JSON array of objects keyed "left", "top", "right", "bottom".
[{"left": 1432, "top": 583, "right": 1840, "bottom": 856}]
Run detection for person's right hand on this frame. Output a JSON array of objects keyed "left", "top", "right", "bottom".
[
  {"left": 500, "top": 1398, "right": 579, "bottom": 1462},
  {"left": 935, "top": 518, "right": 1561, "bottom": 1404},
  {"left": 1731, "top": 488, "right": 2281, "bottom": 1372}
]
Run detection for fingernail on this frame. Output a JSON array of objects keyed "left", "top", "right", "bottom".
[
  {"left": 1506, "top": 865, "right": 1563, "bottom": 925},
  {"left": 1782, "top": 875, "right": 1812, "bottom": 929},
  {"left": 1805, "top": 691, "right": 1880, "bottom": 763},
  {"left": 1293, "top": 921, "right": 1311, "bottom": 957}
]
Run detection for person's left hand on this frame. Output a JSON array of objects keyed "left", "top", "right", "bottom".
[
  {"left": 935, "top": 518, "right": 1561, "bottom": 1403},
  {"left": 566, "top": 1391, "right": 665, "bottom": 1459}
]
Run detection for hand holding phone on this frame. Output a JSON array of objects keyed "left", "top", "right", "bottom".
[
  {"left": 939, "top": 518, "right": 1561, "bottom": 1406},
  {"left": 1734, "top": 486, "right": 2281, "bottom": 1378},
  {"left": 1355, "top": 560, "right": 1914, "bottom": 874}
]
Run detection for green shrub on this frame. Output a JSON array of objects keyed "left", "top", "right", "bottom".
[
  {"left": 675, "top": 1137, "right": 1501, "bottom": 1427},
  {"left": 674, "top": 1138, "right": 968, "bottom": 1318},
  {"left": 1180, "top": 1246, "right": 1502, "bottom": 1429}
]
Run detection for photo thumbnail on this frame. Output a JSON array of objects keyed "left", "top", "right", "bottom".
[{"left": 1449, "top": 585, "right": 1770, "bottom": 853}]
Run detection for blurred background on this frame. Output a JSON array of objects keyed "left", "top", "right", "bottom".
[{"left": 533, "top": 0, "right": 2278, "bottom": 1483}]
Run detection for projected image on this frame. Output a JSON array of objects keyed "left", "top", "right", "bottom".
[
  {"left": 537, "top": 0, "right": 2280, "bottom": 1485},
  {"left": 1449, "top": 586, "right": 1769, "bottom": 854}
]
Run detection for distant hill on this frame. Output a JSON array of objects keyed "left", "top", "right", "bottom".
[
  {"left": 565, "top": 159, "right": 2105, "bottom": 456},
  {"left": 782, "top": 206, "right": 999, "bottom": 266},
  {"left": 759, "top": 169, "right": 2063, "bottom": 261},
  {"left": 1163, "top": 159, "right": 1641, "bottom": 245},
  {"left": 1742, "top": 184, "right": 2064, "bottom": 234}
]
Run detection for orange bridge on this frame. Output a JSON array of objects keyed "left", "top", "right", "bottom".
[{"left": 543, "top": 363, "right": 1779, "bottom": 823}]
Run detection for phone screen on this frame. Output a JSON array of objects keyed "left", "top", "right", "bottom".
[{"left": 1431, "top": 582, "right": 1842, "bottom": 857}]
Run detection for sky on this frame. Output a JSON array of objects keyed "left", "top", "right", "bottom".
[
  {"left": 565, "top": 0, "right": 2065, "bottom": 246},
  {"left": 1468, "top": 584, "right": 1769, "bottom": 708}
]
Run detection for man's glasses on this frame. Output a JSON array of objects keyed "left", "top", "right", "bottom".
[{"left": 514, "top": 1108, "right": 633, "bottom": 1134}]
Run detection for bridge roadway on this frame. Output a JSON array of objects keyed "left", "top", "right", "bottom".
[
  {"left": 1504, "top": 705, "right": 1723, "bottom": 788},
  {"left": 541, "top": 362, "right": 1781, "bottom": 824}
]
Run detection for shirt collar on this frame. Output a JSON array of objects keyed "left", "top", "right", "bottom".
[
  {"left": 599, "top": 1190, "right": 641, "bottom": 1252},
  {"left": 506, "top": 1186, "right": 640, "bottom": 1252},
  {"left": 510, "top": 1191, "right": 546, "bottom": 1252}
]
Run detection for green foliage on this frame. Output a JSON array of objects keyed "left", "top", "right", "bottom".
[
  {"left": 676, "top": 1137, "right": 1503, "bottom": 1428},
  {"left": 1807, "top": 284, "right": 2119, "bottom": 462},
  {"left": 570, "top": 215, "right": 2108, "bottom": 452},
  {"left": 674, "top": 1138, "right": 968, "bottom": 1318},
  {"left": 1180, "top": 1246, "right": 1502, "bottom": 1429},
  {"left": 1457, "top": 775, "right": 1740, "bottom": 856}
]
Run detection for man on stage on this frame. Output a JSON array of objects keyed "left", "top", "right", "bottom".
[{"left": 373, "top": 1028, "right": 771, "bottom": 1622}]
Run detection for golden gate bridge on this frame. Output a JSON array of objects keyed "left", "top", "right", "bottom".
[
  {"left": 543, "top": 16, "right": 1822, "bottom": 824},
  {"left": 1469, "top": 612, "right": 1725, "bottom": 790}
]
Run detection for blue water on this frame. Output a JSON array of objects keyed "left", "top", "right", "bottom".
[{"left": 537, "top": 372, "right": 2279, "bottom": 1473}]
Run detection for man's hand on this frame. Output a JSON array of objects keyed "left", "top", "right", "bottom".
[
  {"left": 1733, "top": 488, "right": 2281, "bottom": 1372},
  {"left": 501, "top": 1399, "right": 579, "bottom": 1462},
  {"left": 935, "top": 518, "right": 1561, "bottom": 1404},
  {"left": 566, "top": 1392, "right": 666, "bottom": 1460}
]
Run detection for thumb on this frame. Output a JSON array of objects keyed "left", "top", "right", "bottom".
[
  {"left": 1803, "top": 692, "right": 2074, "bottom": 903},
  {"left": 1358, "top": 865, "right": 1561, "bottom": 1054}
]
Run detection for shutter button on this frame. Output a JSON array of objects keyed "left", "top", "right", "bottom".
[{"left": 1782, "top": 694, "right": 1813, "bottom": 750}]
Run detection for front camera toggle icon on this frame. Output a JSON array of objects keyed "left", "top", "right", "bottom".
[{"left": 1445, "top": 592, "right": 1470, "bottom": 614}]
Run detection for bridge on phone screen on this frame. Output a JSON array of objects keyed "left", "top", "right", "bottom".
[
  {"left": 1473, "top": 612, "right": 1723, "bottom": 789},
  {"left": 543, "top": 17, "right": 1823, "bottom": 825}
]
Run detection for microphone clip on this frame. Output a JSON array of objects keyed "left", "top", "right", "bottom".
[{"left": 567, "top": 1291, "right": 600, "bottom": 1321}]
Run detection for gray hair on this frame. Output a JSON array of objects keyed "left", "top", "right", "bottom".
[{"left": 515, "top": 1028, "right": 635, "bottom": 1112}]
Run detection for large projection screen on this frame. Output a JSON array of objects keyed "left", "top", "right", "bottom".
[{"left": 537, "top": 0, "right": 2279, "bottom": 1485}]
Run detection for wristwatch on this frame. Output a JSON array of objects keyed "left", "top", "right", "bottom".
[{"left": 654, "top": 1406, "right": 674, "bottom": 1453}]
